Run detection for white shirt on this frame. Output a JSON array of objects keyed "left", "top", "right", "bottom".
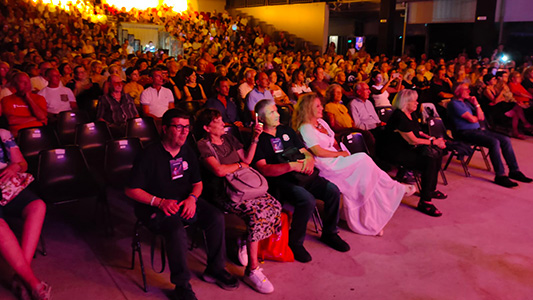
[
  {"left": 38, "top": 85, "right": 76, "bottom": 114},
  {"left": 140, "top": 86, "right": 174, "bottom": 118},
  {"left": 31, "top": 76, "right": 48, "bottom": 92}
]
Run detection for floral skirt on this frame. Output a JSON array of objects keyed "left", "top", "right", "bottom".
[{"left": 224, "top": 193, "right": 282, "bottom": 242}]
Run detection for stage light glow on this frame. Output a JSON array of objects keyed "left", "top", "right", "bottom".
[{"left": 104, "top": 0, "right": 188, "bottom": 13}]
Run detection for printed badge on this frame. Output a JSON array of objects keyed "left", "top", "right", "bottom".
[
  {"left": 60, "top": 94, "right": 69, "bottom": 102},
  {"left": 270, "top": 137, "right": 284, "bottom": 153},
  {"left": 170, "top": 158, "right": 184, "bottom": 180},
  {"left": 282, "top": 134, "right": 290, "bottom": 142}
]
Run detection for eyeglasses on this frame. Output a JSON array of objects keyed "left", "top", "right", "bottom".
[{"left": 168, "top": 124, "right": 190, "bottom": 131}]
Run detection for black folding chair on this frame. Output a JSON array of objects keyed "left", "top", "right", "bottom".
[
  {"left": 341, "top": 132, "right": 369, "bottom": 155},
  {"left": 75, "top": 121, "right": 112, "bottom": 176},
  {"left": 57, "top": 110, "right": 90, "bottom": 145},
  {"left": 17, "top": 126, "right": 60, "bottom": 176},
  {"left": 376, "top": 106, "right": 393, "bottom": 123},
  {"left": 126, "top": 117, "right": 160, "bottom": 147}
]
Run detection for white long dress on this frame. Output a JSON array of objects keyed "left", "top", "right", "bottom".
[{"left": 299, "top": 118, "right": 405, "bottom": 235}]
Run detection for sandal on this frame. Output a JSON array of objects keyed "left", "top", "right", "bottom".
[
  {"left": 430, "top": 190, "right": 448, "bottom": 199},
  {"left": 417, "top": 201, "right": 442, "bottom": 217}
]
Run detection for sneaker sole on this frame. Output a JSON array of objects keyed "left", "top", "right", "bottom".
[{"left": 243, "top": 277, "right": 274, "bottom": 294}]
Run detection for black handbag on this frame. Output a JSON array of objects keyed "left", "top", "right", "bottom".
[{"left": 276, "top": 147, "right": 320, "bottom": 188}]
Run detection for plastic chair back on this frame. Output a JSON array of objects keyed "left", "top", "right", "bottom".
[
  {"left": 126, "top": 117, "right": 160, "bottom": 147},
  {"left": 376, "top": 106, "right": 393, "bottom": 123},
  {"left": 57, "top": 110, "right": 90, "bottom": 145},
  {"left": 17, "top": 126, "right": 59, "bottom": 174},
  {"left": 105, "top": 138, "right": 142, "bottom": 188},
  {"left": 177, "top": 101, "right": 202, "bottom": 117},
  {"left": 37, "top": 146, "right": 98, "bottom": 204},
  {"left": 341, "top": 132, "right": 369, "bottom": 155},
  {"left": 277, "top": 105, "right": 291, "bottom": 127},
  {"left": 427, "top": 117, "right": 448, "bottom": 139},
  {"left": 75, "top": 121, "right": 112, "bottom": 174}
]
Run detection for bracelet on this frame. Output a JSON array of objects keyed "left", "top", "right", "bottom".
[
  {"left": 149, "top": 195, "right": 156, "bottom": 206},
  {"left": 251, "top": 139, "right": 259, "bottom": 144},
  {"left": 237, "top": 162, "right": 242, "bottom": 169},
  {"left": 189, "top": 194, "right": 198, "bottom": 202}
]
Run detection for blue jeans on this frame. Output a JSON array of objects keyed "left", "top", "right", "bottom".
[{"left": 455, "top": 129, "right": 519, "bottom": 176}]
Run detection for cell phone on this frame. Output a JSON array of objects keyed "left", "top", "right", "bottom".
[{"left": 255, "top": 113, "right": 263, "bottom": 127}]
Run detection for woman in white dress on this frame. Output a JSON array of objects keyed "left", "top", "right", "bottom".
[{"left": 293, "top": 93, "right": 414, "bottom": 236}]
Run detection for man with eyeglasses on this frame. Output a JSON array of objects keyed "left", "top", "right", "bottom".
[
  {"left": 126, "top": 109, "right": 238, "bottom": 300},
  {"left": 96, "top": 74, "right": 138, "bottom": 137},
  {"left": 448, "top": 84, "right": 532, "bottom": 188}
]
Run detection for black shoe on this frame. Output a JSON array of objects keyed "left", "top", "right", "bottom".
[
  {"left": 494, "top": 175, "right": 519, "bottom": 188},
  {"left": 430, "top": 190, "right": 448, "bottom": 199},
  {"left": 202, "top": 269, "right": 239, "bottom": 291},
  {"left": 416, "top": 201, "right": 442, "bottom": 217},
  {"left": 289, "top": 244, "right": 312, "bottom": 263},
  {"left": 509, "top": 171, "right": 533, "bottom": 183},
  {"left": 320, "top": 233, "right": 350, "bottom": 252},
  {"left": 174, "top": 283, "right": 197, "bottom": 300}
]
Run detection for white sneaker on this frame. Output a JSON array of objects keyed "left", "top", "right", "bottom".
[
  {"left": 403, "top": 184, "right": 417, "bottom": 197},
  {"left": 244, "top": 267, "right": 274, "bottom": 294},
  {"left": 237, "top": 237, "right": 248, "bottom": 266}
]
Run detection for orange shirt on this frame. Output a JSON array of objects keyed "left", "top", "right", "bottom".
[
  {"left": 1, "top": 93, "right": 47, "bottom": 136},
  {"left": 508, "top": 82, "right": 531, "bottom": 104}
]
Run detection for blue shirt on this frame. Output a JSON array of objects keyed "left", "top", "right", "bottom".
[
  {"left": 246, "top": 88, "right": 274, "bottom": 112},
  {"left": 205, "top": 96, "right": 240, "bottom": 124},
  {"left": 448, "top": 99, "right": 480, "bottom": 131}
]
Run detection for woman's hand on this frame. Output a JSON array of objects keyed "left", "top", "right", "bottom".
[
  {"left": 0, "top": 163, "right": 20, "bottom": 185},
  {"left": 252, "top": 122, "right": 263, "bottom": 141},
  {"left": 338, "top": 151, "right": 350, "bottom": 157}
]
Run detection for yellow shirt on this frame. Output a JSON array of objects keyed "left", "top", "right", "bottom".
[
  {"left": 124, "top": 82, "right": 144, "bottom": 106},
  {"left": 324, "top": 102, "right": 353, "bottom": 129}
]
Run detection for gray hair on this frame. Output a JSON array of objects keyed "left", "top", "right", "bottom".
[
  {"left": 254, "top": 99, "right": 276, "bottom": 120},
  {"left": 392, "top": 89, "right": 418, "bottom": 110}
]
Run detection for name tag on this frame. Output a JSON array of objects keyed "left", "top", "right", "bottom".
[
  {"left": 270, "top": 137, "right": 284, "bottom": 153},
  {"left": 170, "top": 158, "right": 184, "bottom": 180}
]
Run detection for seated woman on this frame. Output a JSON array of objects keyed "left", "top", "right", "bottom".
[
  {"left": 384, "top": 89, "right": 447, "bottom": 217},
  {"left": 323, "top": 84, "right": 376, "bottom": 156},
  {"left": 266, "top": 69, "right": 291, "bottom": 108},
  {"left": 294, "top": 93, "right": 415, "bottom": 236},
  {"left": 181, "top": 67, "right": 207, "bottom": 104},
  {"left": 196, "top": 108, "right": 281, "bottom": 294},
  {"left": 289, "top": 69, "right": 312, "bottom": 101},
  {"left": 483, "top": 73, "right": 532, "bottom": 139},
  {"left": 370, "top": 70, "right": 402, "bottom": 108},
  {"left": 123, "top": 67, "right": 144, "bottom": 112},
  {"left": 0, "top": 129, "right": 50, "bottom": 300}
]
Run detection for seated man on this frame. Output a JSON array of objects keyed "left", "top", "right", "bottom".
[
  {"left": 125, "top": 109, "right": 238, "bottom": 299},
  {"left": 140, "top": 68, "right": 175, "bottom": 120},
  {"left": 349, "top": 82, "right": 385, "bottom": 131},
  {"left": 246, "top": 71, "right": 274, "bottom": 118},
  {"left": 38, "top": 68, "right": 77, "bottom": 124},
  {"left": 66, "top": 65, "right": 102, "bottom": 115},
  {"left": 448, "top": 84, "right": 532, "bottom": 188},
  {"left": 1, "top": 72, "right": 47, "bottom": 137},
  {"left": 205, "top": 76, "right": 243, "bottom": 127},
  {"left": 253, "top": 99, "right": 350, "bottom": 263},
  {"left": 96, "top": 74, "right": 139, "bottom": 137}
]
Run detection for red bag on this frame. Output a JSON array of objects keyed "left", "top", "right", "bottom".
[{"left": 258, "top": 211, "right": 294, "bottom": 262}]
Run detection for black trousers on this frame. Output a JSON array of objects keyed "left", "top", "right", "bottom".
[
  {"left": 275, "top": 176, "right": 341, "bottom": 246},
  {"left": 135, "top": 198, "right": 226, "bottom": 287}
]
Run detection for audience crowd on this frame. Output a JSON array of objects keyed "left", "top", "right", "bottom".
[{"left": 1, "top": 0, "right": 533, "bottom": 299}]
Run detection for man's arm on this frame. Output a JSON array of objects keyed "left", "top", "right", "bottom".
[
  {"left": 23, "top": 93, "right": 47, "bottom": 124},
  {"left": 349, "top": 102, "right": 368, "bottom": 130}
]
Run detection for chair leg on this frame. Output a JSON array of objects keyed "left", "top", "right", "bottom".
[
  {"left": 443, "top": 153, "right": 454, "bottom": 171},
  {"left": 311, "top": 206, "right": 322, "bottom": 234},
  {"left": 413, "top": 172, "right": 422, "bottom": 192},
  {"left": 439, "top": 168, "right": 448, "bottom": 186},
  {"left": 131, "top": 220, "right": 147, "bottom": 292},
  {"left": 460, "top": 158, "right": 471, "bottom": 177},
  {"left": 39, "top": 236, "right": 47, "bottom": 256},
  {"left": 479, "top": 147, "right": 491, "bottom": 171}
]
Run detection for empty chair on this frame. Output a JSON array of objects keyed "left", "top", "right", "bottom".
[
  {"left": 75, "top": 121, "right": 112, "bottom": 175},
  {"left": 126, "top": 117, "right": 160, "bottom": 147},
  {"left": 17, "top": 126, "right": 59, "bottom": 175},
  {"left": 37, "top": 146, "right": 101, "bottom": 204},
  {"left": 341, "top": 132, "right": 369, "bottom": 155},
  {"left": 104, "top": 138, "right": 142, "bottom": 188},
  {"left": 37, "top": 146, "right": 112, "bottom": 233},
  {"left": 376, "top": 106, "right": 393, "bottom": 123},
  {"left": 57, "top": 110, "right": 90, "bottom": 145}
]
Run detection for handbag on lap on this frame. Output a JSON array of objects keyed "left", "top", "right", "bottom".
[{"left": 0, "top": 172, "right": 34, "bottom": 206}]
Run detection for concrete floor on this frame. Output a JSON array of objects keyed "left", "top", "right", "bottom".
[{"left": 1, "top": 137, "right": 533, "bottom": 300}]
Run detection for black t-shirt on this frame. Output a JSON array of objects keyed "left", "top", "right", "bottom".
[
  {"left": 385, "top": 109, "right": 421, "bottom": 153},
  {"left": 129, "top": 142, "right": 201, "bottom": 208},
  {"left": 253, "top": 125, "right": 305, "bottom": 184},
  {"left": 430, "top": 80, "right": 452, "bottom": 104}
]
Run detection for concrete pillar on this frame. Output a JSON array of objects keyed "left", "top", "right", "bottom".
[{"left": 377, "top": 0, "right": 396, "bottom": 56}]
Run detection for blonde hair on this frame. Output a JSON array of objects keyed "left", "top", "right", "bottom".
[{"left": 292, "top": 92, "right": 318, "bottom": 132}]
